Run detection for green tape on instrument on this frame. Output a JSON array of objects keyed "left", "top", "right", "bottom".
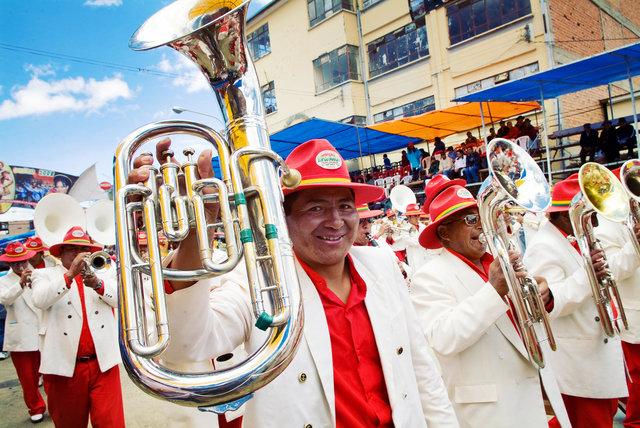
[
  {"left": 240, "top": 229, "right": 254, "bottom": 244},
  {"left": 234, "top": 193, "right": 247, "bottom": 206},
  {"left": 255, "top": 312, "right": 273, "bottom": 331},
  {"left": 265, "top": 224, "right": 278, "bottom": 240}
]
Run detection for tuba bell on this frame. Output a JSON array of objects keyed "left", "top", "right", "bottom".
[
  {"left": 478, "top": 138, "right": 556, "bottom": 368},
  {"left": 619, "top": 159, "right": 640, "bottom": 255},
  {"left": 114, "top": 0, "right": 304, "bottom": 410},
  {"left": 569, "top": 162, "right": 630, "bottom": 338}
]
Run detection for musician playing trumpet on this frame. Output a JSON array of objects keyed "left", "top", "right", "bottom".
[
  {"left": 0, "top": 242, "right": 46, "bottom": 423},
  {"left": 30, "top": 226, "right": 124, "bottom": 428},
  {"left": 129, "top": 138, "right": 458, "bottom": 428},
  {"left": 410, "top": 182, "right": 570, "bottom": 428},
  {"left": 523, "top": 174, "right": 627, "bottom": 428}
]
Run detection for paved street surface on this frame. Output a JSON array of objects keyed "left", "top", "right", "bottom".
[
  {"left": 0, "top": 356, "right": 222, "bottom": 427},
  {"left": 0, "top": 352, "right": 627, "bottom": 427}
]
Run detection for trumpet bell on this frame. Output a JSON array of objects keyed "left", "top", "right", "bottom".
[
  {"left": 34, "top": 193, "right": 87, "bottom": 247},
  {"left": 621, "top": 159, "right": 640, "bottom": 202},
  {"left": 577, "top": 163, "right": 629, "bottom": 223}
]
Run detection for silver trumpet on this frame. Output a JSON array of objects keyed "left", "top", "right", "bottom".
[
  {"left": 478, "top": 138, "right": 556, "bottom": 368},
  {"left": 114, "top": 0, "right": 304, "bottom": 410},
  {"left": 83, "top": 251, "right": 113, "bottom": 275},
  {"left": 569, "top": 162, "right": 630, "bottom": 338}
]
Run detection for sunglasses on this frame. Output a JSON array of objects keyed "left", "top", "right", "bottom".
[
  {"left": 443, "top": 213, "right": 480, "bottom": 227},
  {"left": 359, "top": 218, "right": 374, "bottom": 225}
]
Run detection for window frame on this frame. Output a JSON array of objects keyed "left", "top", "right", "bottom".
[
  {"left": 307, "top": 0, "right": 355, "bottom": 27},
  {"left": 373, "top": 96, "right": 436, "bottom": 123},
  {"left": 247, "top": 23, "right": 271, "bottom": 61},
  {"left": 313, "top": 45, "right": 361, "bottom": 93},
  {"left": 261, "top": 81, "right": 277, "bottom": 115}
]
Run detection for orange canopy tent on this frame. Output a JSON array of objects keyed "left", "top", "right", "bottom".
[{"left": 367, "top": 101, "right": 541, "bottom": 141}]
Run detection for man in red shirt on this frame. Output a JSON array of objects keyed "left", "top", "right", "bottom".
[
  {"left": 31, "top": 227, "right": 124, "bottom": 428},
  {"left": 131, "top": 138, "right": 458, "bottom": 427}
]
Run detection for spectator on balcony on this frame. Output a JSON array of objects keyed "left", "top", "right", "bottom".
[
  {"left": 383, "top": 154, "right": 392, "bottom": 171},
  {"left": 465, "top": 132, "right": 478, "bottom": 146},
  {"left": 496, "top": 121, "right": 509, "bottom": 138},
  {"left": 464, "top": 145, "right": 481, "bottom": 183},
  {"left": 579, "top": 123, "right": 599, "bottom": 164},
  {"left": 401, "top": 150, "right": 410, "bottom": 168},
  {"left": 487, "top": 127, "right": 497, "bottom": 143},
  {"left": 617, "top": 117, "right": 637, "bottom": 159},
  {"left": 505, "top": 120, "right": 520, "bottom": 140},
  {"left": 407, "top": 142, "right": 422, "bottom": 180},
  {"left": 600, "top": 120, "right": 620, "bottom": 163},
  {"left": 426, "top": 155, "right": 439, "bottom": 180},
  {"left": 453, "top": 149, "right": 466, "bottom": 179},
  {"left": 437, "top": 151, "right": 453, "bottom": 179},
  {"left": 433, "top": 137, "right": 445, "bottom": 154}
]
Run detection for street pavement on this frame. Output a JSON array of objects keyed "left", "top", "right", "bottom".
[
  {"left": 0, "top": 355, "right": 222, "bottom": 427},
  {"left": 0, "top": 351, "right": 627, "bottom": 427}
]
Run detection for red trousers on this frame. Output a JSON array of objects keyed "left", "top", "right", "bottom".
[
  {"left": 43, "top": 360, "right": 124, "bottom": 428},
  {"left": 10, "top": 351, "right": 46, "bottom": 416},
  {"left": 562, "top": 393, "right": 619, "bottom": 428},
  {"left": 623, "top": 341, "right": 640, "bottom": 427}
]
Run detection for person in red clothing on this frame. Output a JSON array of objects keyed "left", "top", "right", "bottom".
[
  {"left": 0, "top": 242, "right": 47, "bottom": 424},
  {"left": 30, "top": 227, "right": 124, "bottom": 428},
  {"left": 128, "top": 138, "right": 458, "bottom": 427},
  {"left": 25, "top": 237, "right": 58, "bottom": 269},
  {"left": 353, "top": 204, "right": 383, "bottom": 246}
]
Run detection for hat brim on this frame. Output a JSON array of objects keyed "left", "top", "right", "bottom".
[
  {"left": 359, "top": 209, "right": 383, "bottom": 219},
  {"left": 49, "top": 242, "right": 103, "bottom": 258},
  {"left": 0, "top": 249, "right": 36, "bottom": 262},
  {"left": 283, "top": 182, "right": 384, "bottom": 205},
  {"left": 546, "top": 204, "right": 570, "bottom": 213},
  {"left": 419, "top": 201, "right": 477, "bottom": 249}
]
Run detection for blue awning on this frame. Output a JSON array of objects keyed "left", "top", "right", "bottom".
[
  {"left": 268, "top": 118, "right": 421, "bottom": 160},
  {"left": 454, "top": 42, "right": 640, "bottom": 102}
]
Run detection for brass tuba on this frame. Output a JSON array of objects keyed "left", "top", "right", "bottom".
[
  {"left": 569, "top": 162, "right": 630, "bottom": 338},
  {"left": 478, "top": 138, "right": 556, "bottom": 368},
  {"left": 114, "top": 0, "right": 304, "bottom": 410},
  {"left": 619, "top": 159, "right": 640, "bottom": 255}
]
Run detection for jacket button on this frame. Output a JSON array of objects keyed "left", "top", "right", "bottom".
[
  {"left": 67, "top": 315, "right": 72, "bottom": 319},
  {"left": 604, "top": 338, "right": 609, "bottom": 344},
  {"left": 94, "top": 311, "right": 99, "bottom": 314},
  {"left": 304, "top": 425, "right": 312, "bottom": 428},
  {"left": 403, "top": 392, "right": 408, "bottom": 399},
  {"left": 595, "top": 316, "right": 601, "bottom": 322},
  {"left": 396, "top": 347, "right": 403, "bottom": 355},
  {"left": 67, "top": 301, "right": 71, "bottom": 305},
  {"left": 63, "top": 332, "right": 67, "bottom": 336},
  {"left": 298, "top": 373, "right": 307, "bottom": 382},
  {"left": 101, "top": 325, "right": 104, "bottom": 329}
]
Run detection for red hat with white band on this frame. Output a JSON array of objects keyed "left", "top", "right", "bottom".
[
  {"left": 547, "top": 173, "right": 580, "bottom": 213},
  {"left": 25, "top": 237, "right": 48, "bottom": 253},
  {"left": 357, "top": 204, "right": 383, "bottom": 219},
  {"left": 49, "top": 226, "right": 103, "bottom": 258},
  {"left": 419, "top": 185, "right": 477, "bottom": 249},
  {"left": 0, "top": 242, "right": 36, "bottom": 262},
  {"left": 282, "top": 139, "right": 384, "bottom": 204}
]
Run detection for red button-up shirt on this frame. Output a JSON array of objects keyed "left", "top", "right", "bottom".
[{"left": 298, "top": 255, "right": 394, "bottom": 428}]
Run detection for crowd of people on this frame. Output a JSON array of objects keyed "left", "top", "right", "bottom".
[
  {"left": 579, "top": 118, "right": 637, "bottom": 165},
  {"left": 1, "top": 136, "right": 639, "bottom": 428}
]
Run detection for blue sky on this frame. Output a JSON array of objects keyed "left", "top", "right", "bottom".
[{"left": 0, "top": 0, "right": 271, "bottom": 184}]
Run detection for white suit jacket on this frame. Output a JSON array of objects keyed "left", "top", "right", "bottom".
[
  {"left": 389, "top": 223, "right": 429, "bottom": 270},
  {"left": 523, "top": 220, "right": 627, "bottom": 398},
  {"left": 31, "top": 264, "right": 120, "bottom": 377},
  {"left": 411, "top": 249, "right": 570, "bottom": 428},
  {"left": 595, "top": 217, "right": 640, "bottom": 344},
  {"left": 162, "top": 246, "right": 458, "bottom": 428},
  {"left": 0, "top": 270, "right": 42, "bottom": 352}
]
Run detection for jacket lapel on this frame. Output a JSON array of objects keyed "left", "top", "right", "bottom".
[
  {"left": 446, "top": 251, "right": 531, "bottom": 360},
  {"left": 295, "top": 263, "right": 335, "bottom": 422}
]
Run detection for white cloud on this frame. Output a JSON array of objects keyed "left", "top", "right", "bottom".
[
  {"left": 84, "top": 0, "right": 122, "bottom": 6},
  {"left": 0, "top": 71, "right": 133, "bottom": 120},
  {"left": 156, "top": 54, "right": 209, "bottom": 93}
]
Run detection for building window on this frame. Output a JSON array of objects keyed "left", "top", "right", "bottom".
[
  {"left": 454, "top": 62, "right": 538, "bottom": 98},
  {"left": 367, "top": 17, "right": 429, "bottom": 78},
  {"left": 307, "top": 0, "right": 355, "bottom": 27},
  {"left": 373, "top": 96, "right": 435, "bottom": 123},
  {"left": 363, "top": 0, "right": 386, "bottom": 9},
  {"left": 447, "top": 0, "right": 531, "bottom": 45},
  {"left": 247, "top": 23, "right": 271, "bottom": 60},
  {"left": 262, "top": 81, "right": 277, "bottom": 114},
  {"left": 340, "top": 115, "right": 367, "bottom": 126},
  {"left": 313, "top": 45, "right": 360, "bottom": 93}
]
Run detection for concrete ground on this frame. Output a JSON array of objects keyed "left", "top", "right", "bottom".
[
  {"left": 0, "top": 352, "right": 628, "bottom": 427},
  {"left": 0, "top": 355, "right": 222, "bottom": 428}
]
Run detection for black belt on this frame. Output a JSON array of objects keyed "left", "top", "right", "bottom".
[{"left": 76, "top": 354, "right": 97, "bottom": 363}]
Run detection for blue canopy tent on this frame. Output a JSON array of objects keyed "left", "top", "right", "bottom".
[
  {"left": 453, "top": 42, "right": 640, "bottom": 181},
  {"left": 211, "top": 117, "right": 421, "bottom": 174}
]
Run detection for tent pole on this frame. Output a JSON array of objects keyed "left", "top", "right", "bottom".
[
  {"left": 486, "top": 101, "right": 495, "bottom": 131},
  {"left": 541, "top": 84, "right": 553, "bottom": 184},
  {"left": 625, "top": 57, "right": 640, "bottom": 157},
  {"left": 356, "top": 126, "right": 365, "bottom": 171},
  {"left": 479, "top": 102, "right": 488, "bottom": 144}
]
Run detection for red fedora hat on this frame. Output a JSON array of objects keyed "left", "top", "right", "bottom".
[
  {"left": 25, "top": 237, "right": 48, "bottom": 253},
  {"left": 547, "top": 173, "right": 580, "bottom": 213},
  {"left": 282, "top": 139, "right": 384, "bottom": 204},
  {"left": 404, "top": 203, "right": 422, "bottom": 216},
  {"left": 423, "top": 175, "right": 466, "bottom": 212},
  {"left": 0, "top": 242, "right": 36, "bottom": 263},
  {"left": 49, "top": 226, "right": 103, "bottom": 258},
  {"left": 357, "top": 204, "right": 383, "bottom": 219},
  {"left": 419, "top": 185, "right": 478, "bottom": 249}
]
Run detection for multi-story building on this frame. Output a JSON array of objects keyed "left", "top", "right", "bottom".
[{"left": 246, "top": 0, "right": 640, "bottom": 164}]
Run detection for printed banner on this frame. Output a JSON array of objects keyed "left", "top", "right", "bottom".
[{"left": 0, "top": 161, "right": 78, "bottom": 214}]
